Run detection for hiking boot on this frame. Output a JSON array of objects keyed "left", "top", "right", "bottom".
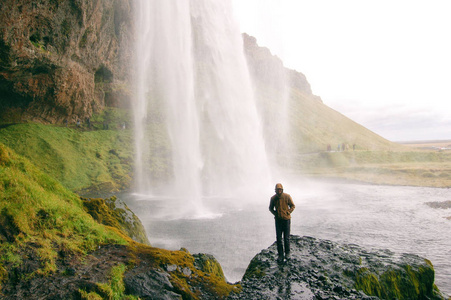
[
  {"left": 285, "top": 252, "right": 290, "bottom": 260},
  {"left": 277, "top": 256, "right": 284, "bottom": 264}
]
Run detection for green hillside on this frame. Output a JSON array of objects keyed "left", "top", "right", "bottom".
[
  {"left": 0, "top": 122, "right": 133, "bottom": 194},
  {"left": 288, "top": 88, "right": 403, "bottom": 153},
  {"left": 0, "top": 142, "right": 127, "bottom": 279}
]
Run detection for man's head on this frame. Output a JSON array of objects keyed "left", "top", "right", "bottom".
[{"left": 275, "top": 183, "right": 283, "bottom": 196}]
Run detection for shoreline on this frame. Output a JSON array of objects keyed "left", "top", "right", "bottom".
[{"left": 303, "top": 174, "right": 451, "bottom": 189}]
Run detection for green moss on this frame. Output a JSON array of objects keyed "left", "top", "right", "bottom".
[
  {"left": 0, "top": 143, "right": 127, "bottom": 277},
  {"left": 81, "top": 196, "right": 149, "bottom": 245},
  {"left": 82, "top": 197, "right": 121, "bottom": 229},
  {"left": 79, "top": 263, "right": 139, "bottom": 300},
  {"left": 353, "top": 262, "right": 440, "bottom": 300},
  {"left": 193, "top": 253, "right": 225, "bottom": 280},
  {"left": 355, "top": 267, "right": 382, "bottom": 297},
  {"left": 129, "top": 245, "right": 239, "bottom": 299},
  {"left": 0, "top": 263, "right": 7, "bottom": 292},
  {"left": 79, "top": 289, "right": 103, "bottom": 300},
  {"left": 243, "top": 257, "right": 268, "bottom": 279},
  {"left": 0, "top": 123, "right": 133, "bottom": 193},
  {"left": 95, "top": 264, "right": 127, "bottom": 300}
]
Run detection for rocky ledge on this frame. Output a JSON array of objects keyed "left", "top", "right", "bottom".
[
  {"left": 2, "top": 234, "right": 447, "bottom": 299},
  {"left": 229, "top": 235, "right": 446, "bottom": 300}
]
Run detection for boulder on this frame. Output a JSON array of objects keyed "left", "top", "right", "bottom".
[
  {"left": 229, "top": 235, "right": 446, "bottom": 300},
  {"left": 81, "top": 195, "right": 150, "bottom": 245}
]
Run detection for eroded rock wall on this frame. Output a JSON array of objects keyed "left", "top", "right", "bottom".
[{"left": 0, "top": 0, "right": 133, "bottom": 124}]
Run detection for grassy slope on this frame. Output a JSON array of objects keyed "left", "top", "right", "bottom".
[
  {"left": 286, "top": 88, "right": 405, "bottom": 153},
  {"left": 0, "top": 142, "right": 127, "bottom": 278},
  {"left": 0, "top": 143, "right": 237, "bottom": 299},
  {"left": 255, "top": 83, "right": 451, "bottom": 188},
  {"left": 0, "top": 123, "right": 133, "bottom": 193}
]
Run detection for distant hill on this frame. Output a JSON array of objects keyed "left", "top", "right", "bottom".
[{"left": 242, "top": 33, "right": 404, "bottom": 156}]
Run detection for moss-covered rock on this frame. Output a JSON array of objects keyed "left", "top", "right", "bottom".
[
  {"left": 81, "top": 196, "right": 150, "bottom": 245},
  {"left": 0, "top": 143, "right": 238, "bottom": 299},
  {"left": 231, "top": 235, "right": 447, "bottom": 300},
  {"left": 0, "top": 142, "right": 127, "bottom": 295},
  {"left": 123, "top": 245, "right": 240, "bottom": 300},
  {"left": 193, "top": 253, "right": 226, "bottom": 281}
]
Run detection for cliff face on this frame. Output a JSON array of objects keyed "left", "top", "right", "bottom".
[
  {"left": 242, "top": 33, "right": 320, "bottom": 101},
  {"left": 0, "top": 0, "right": 133, "bottom": 124}
]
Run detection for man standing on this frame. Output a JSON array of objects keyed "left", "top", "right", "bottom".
[{"left": 269, "top": 183, "right": 295, "bottom": 263}]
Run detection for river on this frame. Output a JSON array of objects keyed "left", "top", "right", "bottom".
[{"left": 121, "top": 180, "right": 451, "bottom": 297}]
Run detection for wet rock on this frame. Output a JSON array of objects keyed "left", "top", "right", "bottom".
[
  {"left": 426, "top": 200, "right": 451, "bottom": 209},
  {"left": 228, "top": 235, "right": 446, "bottom": 300},
  {"left": 166, "top": 264, "right": 177, "bottom": 272},
  {"left": 124, "top": 269, "right": 182, "bottom": 300}
]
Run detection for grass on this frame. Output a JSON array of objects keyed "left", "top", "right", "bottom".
[
  {"left": 0, "top": 122, "right": 133, "bottom": 193},
  {"left": 0, "top": 142, "right": 128, "bottom": 282},
  {"left": 79, "top": 263, "right": 139, "bottom": 300},
  {"left": 0, "top": 141, "right": 239, "bottom": 298},
  {"left": 295, "top": 150, "right": 451, "bottom": 187},
  {"left": 255, "top": 83, "right": 405, "bottom": 155}
]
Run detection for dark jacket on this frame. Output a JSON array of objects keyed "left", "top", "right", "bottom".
[{"left": 269, "top": 193, "right": 295, "bottom": 220}]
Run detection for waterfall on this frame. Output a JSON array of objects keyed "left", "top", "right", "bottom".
[{"left": 132, "top": 0, "right": 272, "bottom": 211}]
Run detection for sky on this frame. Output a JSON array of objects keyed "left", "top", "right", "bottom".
[{"left": 231, "top": 0, "right": 451, "bottom": 142}]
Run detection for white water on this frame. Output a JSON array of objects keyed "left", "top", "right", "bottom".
[
  {"left": 132, "top": 0, "right": 273, "bottom": 214},
  {"left": 122, "top": 181, "right": 451, "bottom": 297}
]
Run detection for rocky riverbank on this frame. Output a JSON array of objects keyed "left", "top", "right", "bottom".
[{"left": 229, "top": 235, "right": 447, "bottom": 300}]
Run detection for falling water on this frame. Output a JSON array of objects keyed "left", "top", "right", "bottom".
[{"left": 132, "top": 0, "right": 272, "bottom": 212}]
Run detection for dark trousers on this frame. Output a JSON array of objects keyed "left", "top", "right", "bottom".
[{"left": 275, "top": 218, "right": 291, "bottom": 258}]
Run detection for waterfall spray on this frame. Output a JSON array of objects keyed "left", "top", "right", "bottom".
[{"left": 132, "top": 0, "right": 272, "bottom": 213}]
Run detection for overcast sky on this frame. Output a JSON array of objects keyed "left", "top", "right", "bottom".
[{"left": 232, "top": 0, "right": 451, "bottom": 142}]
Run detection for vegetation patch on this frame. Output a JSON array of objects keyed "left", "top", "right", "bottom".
[
  {"left": 353, "top": 262, "right": 438, "bottom": 300},
  {"left": 0, "top": 122, "right": 133, "bottom": 193},
  {"left": 79, "top": 263, "right": 139, "bottom": 300},
  {"left": 81, "top": 196, "right": 149, "bottom": 245},
  {"left": 127, "top": 244, "right": 240, "bottom": 299},
  {"left": 243, "top": 256, "right": 269, "bottom": 279},
  {"left": 0, "top": 143, "right": 127, "bottom": 282},
  {"left": 297, "top": 150, "right": 451, "bottom": 188}
]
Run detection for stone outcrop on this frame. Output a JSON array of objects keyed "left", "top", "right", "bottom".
[
  {"left": 1, "top": 244, "right": 239, "bottom": 300},
  {"left": 81, "top": 195, "right": 150, "bottom": 245},
  {"left": 426, "top": 200, "right": 451, "bottom": 210},
  {"left": 229, "top": 235, "right": 446, "bottom": 300},
  {"left": 0, "top": 0, "right": 133, "bottom": 124}
]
